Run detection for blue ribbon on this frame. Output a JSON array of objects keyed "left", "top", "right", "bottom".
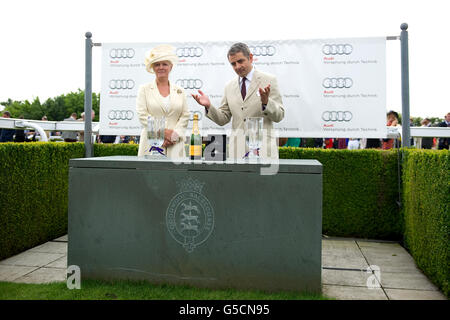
[
  {"left": 243, "top": 148, "right": 260, "bottom": 158},
  {"left": 149, "top": 146, "right": 166, "bottom": 156}
]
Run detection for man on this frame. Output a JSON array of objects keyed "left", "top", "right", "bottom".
[
  {"left": 313, "top": 138, "right": 324, "bottom": 148},
  {"left": 0, "top": 111, "right": 15, "bottom": 142},
  {"left": 61, "top": 113, "right": 78, "bottom": 142},
  {"left": 437, "top": 112, "right": 450, "bottom": 150},
  {"left": 192, "top": 42, "right": 284, "bottom": 159}
]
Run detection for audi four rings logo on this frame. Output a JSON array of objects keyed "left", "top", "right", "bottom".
[
  {"left": 176, "top": 79, "right": 203, "bottom": 89},
  {"left": 109, "top": 48, "right": 135, "bottom": 59},
  {"left": 322, "top": 44, "right": 353, "bottom": 55},
  {"left": 322, "top": 78, "right": 353, "bottom": 89},
  {"left": 322, "top": 111, "right": 353, "bottom": 122},
  {"left": 108, "top": 110, "right": 134, "bottom": 121},
  {"left": 109, "top": 79, "right": 135, "bottom": 90},
  {"left": 249, "top": 45, "right": 276, "bottom": 56},
  {"left": 176, "top": 47, "right": 203, "bottom": 57}
]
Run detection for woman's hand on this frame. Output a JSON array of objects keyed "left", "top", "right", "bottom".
[{"left": 162, "top": 129, "right": 179, "bottom": 148}]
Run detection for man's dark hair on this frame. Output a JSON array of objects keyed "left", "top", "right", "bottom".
[
  {"left": 2, "top": 111, "right": 11, "bottom": 117},
  {"left": 227, "top": 42, "right": 251, "bottom": 59}
]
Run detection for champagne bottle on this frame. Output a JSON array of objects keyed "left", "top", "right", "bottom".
[{"left": 190, "top": 114, "right": 202, "bottom": 160}]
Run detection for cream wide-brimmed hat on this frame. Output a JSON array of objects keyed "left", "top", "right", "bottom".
[{"left": 144, "top": 44, "right": 179, "bottom": 73}]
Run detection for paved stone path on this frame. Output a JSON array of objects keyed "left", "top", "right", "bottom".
[{"left": 0, "top": 235, "right": 446, "bottom": 300}]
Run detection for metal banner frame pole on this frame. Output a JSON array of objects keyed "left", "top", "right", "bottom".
[
  {"left": 84, "top": 32, "right": 93, "bottom": 157},
  {"left": 400, "top": 23, "right": 411, "bottom": 147}
]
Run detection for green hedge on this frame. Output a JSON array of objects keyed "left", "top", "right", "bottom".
[
  {"left": 0, "top": 142, "right": 84, "bottom": 260},
  {"left": 93, "top": 143, "right": 138, "bottom": 156},
  {"left": 279, "top": 148, "right": 402, "bottom": 239},
  {"left": 402, "top": 149, "right": 449, "bottom": 296},
  {"left": 0, "top": 142, "right": 138, "bottom": 260}
]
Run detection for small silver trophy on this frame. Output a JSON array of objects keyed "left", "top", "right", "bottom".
[{"left": 146, "top": 115, "right": 166, "bottom": 159}]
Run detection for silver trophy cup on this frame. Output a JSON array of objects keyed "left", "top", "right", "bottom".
[
  {"left": 245, "top": 117, "right": 263, "bottom": 159},
  {"left": 146, "top": 116, "right": 166, "bottom": 158}
]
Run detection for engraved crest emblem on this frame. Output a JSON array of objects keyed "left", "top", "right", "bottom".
[{"left": 166, "top": 177, "right": 214, "bottom": 252}]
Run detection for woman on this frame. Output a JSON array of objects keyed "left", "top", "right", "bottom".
[{"left": 136, "top": 44, "right": 190, "bottom": 159}]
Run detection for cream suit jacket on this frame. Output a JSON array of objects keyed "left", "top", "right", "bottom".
[
  {"left": 136, "top": 81, "right": 190, "bottom": 159},
  {"left": 206, "top": 69, "right": 284, "bottom": 159}
]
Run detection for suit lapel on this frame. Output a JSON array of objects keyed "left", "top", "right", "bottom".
[
  {"left": 244, "top": 70, "right": 260, "bottom": 102},
  {"left": 232, "top": 77, "right": 241, "bottom": 101}
]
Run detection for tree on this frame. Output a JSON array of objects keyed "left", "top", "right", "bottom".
[
  {"left": 43, "top": 96, "right": 67, "bottom": 121},
  {"left": 1, "top": 89, "right": 100, "bottom": 121}
]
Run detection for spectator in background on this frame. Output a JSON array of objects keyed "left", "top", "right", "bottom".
[
  {"left": 14, "top": 115, "right": 27, "bottom": 142},
  {"left": 409, "top": 117, "right": 414, "bottom": 146},
  {"left": 284, "top": 138, "right": 301, "bottom": 147},
  {"left": 332, "top": 138, "right": 339, "bottom": 149},
  {"left": 78, "top": 110, "right": 95, "bottom": 143},
  {"left": 278, "top": 137, "right": 288, "bottom": 146},
  {"left": 0, "top": 111, "right": 15, "bottom": 142},
  {"left": 279, "top": 138, "right": 301, "bottom": 147},
  {"left": 347, "top": 138, "right": 360, "bottom": 150},
  {"left": 120, "top": 135, "right": 130, "bottom": 143},
  {"left": 324, "top": 138, "right": 333, "bottom": 149},
  {"left": 365, "top": 138, "right": 381, "bottom": 149},
  {"left": 41, "top": 115, "right": 50, "bottom": 139},
  {"left": 99, "top": 135, "right": 117, "bottom": 143},
  {"left": 14, "top": 129, "right": 26, "bottom": 142},
  {"left": 61, "top": 112, "right": 78, "bottom": 142},
  {"left": 337, "top": 138, "right": 348, "bottom": 149},
  {"left": 313, "top": 138, "right": 323, "bottom": 148},
  {"left": 382, "top": 111, "right": 399, "bottom": 150},
  {"left": 131, "top": 136, "right": 139, "bottom": 144},
  {"left": 419, "top": 118, "right": 433, "bottom": 149},
  {"left": 437, "top": 112, "right": 450, "bottom": 150}
]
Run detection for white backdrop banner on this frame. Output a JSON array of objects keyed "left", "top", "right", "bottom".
[{"left": 100, "top": 38, "right": 386, "bottom": 138}]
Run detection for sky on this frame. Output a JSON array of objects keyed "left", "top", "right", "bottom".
[{"left": 0, "top": 0, "right": 448, "bottom": 118}]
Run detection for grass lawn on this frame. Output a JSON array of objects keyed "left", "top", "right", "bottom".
[
  {"left": 0, "top": 280, "right": 328, "bottom": 300},
  {"left": 0, "top": 279, "right": 329, "bottom": 300}
]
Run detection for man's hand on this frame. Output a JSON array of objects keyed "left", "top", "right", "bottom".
[
  {"left": 258, "top": 84, "right": 271, "bottom": 105},
  {"left": 192, "top": 90, "right": 211, "bottom": 109}
]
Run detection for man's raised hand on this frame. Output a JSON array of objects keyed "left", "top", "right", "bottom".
[{"left": 192, "top": 90, "right": 211, "bottom": 109}]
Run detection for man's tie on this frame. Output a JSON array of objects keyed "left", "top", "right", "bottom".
[{"left": 241, "top": 77, "right": 247, "bottom": 100}]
